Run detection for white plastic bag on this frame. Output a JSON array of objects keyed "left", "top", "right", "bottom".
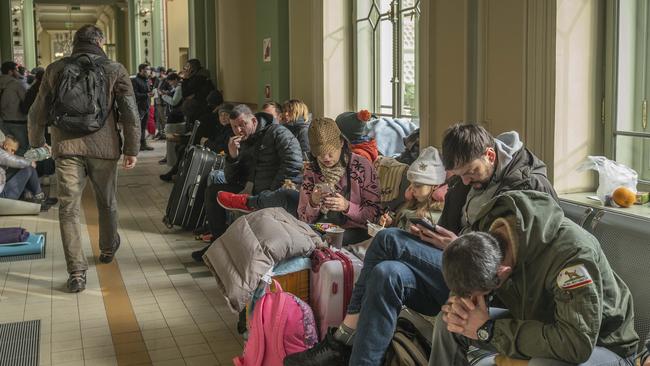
[{"left": 576, "top": 156, "right": 638, "bottom": 202}]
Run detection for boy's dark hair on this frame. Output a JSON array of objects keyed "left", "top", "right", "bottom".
[
  {"left": 73, "top": 24, "right": 104, "bottom": 47},
  {"left": 1, "top": 61, "right": 18, "bottom": 75},
  {"left": 166, "top": 73, "right": 179, "bottom": 81},
  {"left": 442, "top": 231, "right": 504, "bottom": 297},
  {"left": 441, "top": 123, "right": 495, "bottom": 170},
  {"left": 138, "top": 64, "right": 150, "bottom": 72},
  {"left": 186, "top": 59, "right": 202, "bottom": 72}
]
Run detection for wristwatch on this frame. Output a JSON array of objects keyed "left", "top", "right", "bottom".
[{"left": 477, "top": 319, "right": 494, "bottom": 342}]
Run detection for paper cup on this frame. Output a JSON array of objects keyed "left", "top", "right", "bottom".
[{"left": 324, "top": 227, "right": 345, "bottom": 249}]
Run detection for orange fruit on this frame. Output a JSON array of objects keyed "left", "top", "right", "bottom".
[{"left": 612, "top": 187, "right": 636, "bottom": 208}]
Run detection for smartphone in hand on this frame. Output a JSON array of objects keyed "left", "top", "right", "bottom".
[{"left": 409, "top": 218, "right": 437, "bottom": 233}]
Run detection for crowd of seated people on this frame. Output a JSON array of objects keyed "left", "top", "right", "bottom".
[{"left": 160, "top": 88, "right": 644, "bottom": 365}]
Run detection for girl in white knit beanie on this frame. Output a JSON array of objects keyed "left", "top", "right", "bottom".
[{"left": 378, "top": 146, "right": 448, "bottom": 230}]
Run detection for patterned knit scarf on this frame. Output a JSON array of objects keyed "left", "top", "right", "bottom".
[{"left": 318, "top": 161, "right": 346, "bottom": 188}]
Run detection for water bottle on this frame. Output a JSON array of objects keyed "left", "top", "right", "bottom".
[{"left": 24, "top": 146, "right": 51, "bottom": 161}]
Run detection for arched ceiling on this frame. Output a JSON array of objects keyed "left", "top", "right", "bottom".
[{"left": 34, "top": 1, "right": 127, "bottom": 31}]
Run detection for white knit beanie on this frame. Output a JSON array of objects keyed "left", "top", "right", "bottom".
[{"left": 406, "top": 146, "right": 446, "bottom": 185}]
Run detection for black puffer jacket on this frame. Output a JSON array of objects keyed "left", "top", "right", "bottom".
[
  {"left": 438, "top": 146, "right": 557, "bottom": 235},
  {"left": 283, "top": 117, "right": 310, "bottom": 156},
  {"left": 130, "top": 74, "right": 150, "bottom": 115},
  {"left": 225, "top": 112, "right": 303, "bottom": 194}
]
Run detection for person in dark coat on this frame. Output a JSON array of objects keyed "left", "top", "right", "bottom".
[
  {"left": 191, "top": 104, "right": 303, "bottom": 262},
  {"left": 180, "top": 59, "right": 218, "bottom": 125},
  {"left": 131, "top": 63, "right": 153, "bottom": 151}
]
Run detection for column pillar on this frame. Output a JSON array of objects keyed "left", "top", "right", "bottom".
[
  {"left": 152, "top": 0, "right": 165, "bottom": 67},
  {"left": 0, "top": 0, "right": 11, "bottom": 61},
  {"left": 188, "top": 0, "right": 206, "bottom": 62},
  {"left": 114, "top": 4, "right": 130, "bottom": 69},
  {"left": 21, "top": 0, "right": 36, "bottom": 69},
  {"left": 128, "top": 0, "right": 139, "bottom": 72}
]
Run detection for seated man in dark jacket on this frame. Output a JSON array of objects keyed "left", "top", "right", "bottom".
[
  {"left": 285, "top": 123, "right": 558, "bottom": 366},
  {"left": 432, "top": 191, "right": 638, "bottom": 365},
  {"left": 191, "top": 104, "right": 303, "bottom": 262}
]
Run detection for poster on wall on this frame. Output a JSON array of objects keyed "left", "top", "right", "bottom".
[
  {"left": 263, "top": 38, "right": 271, "bottom": 63},
  {"left": 264, "top": 84, "right": 271, "bottom": 99}
]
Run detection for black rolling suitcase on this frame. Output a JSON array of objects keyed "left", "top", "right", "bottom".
[{"left": 163, "top": 121, "right": 225, "bottom": 230}]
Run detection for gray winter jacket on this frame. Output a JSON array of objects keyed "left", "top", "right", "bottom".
[
  {"left": 203, "top": 207, "right": 321, "bottom": 312},
  {"left": 0, "top": 74, "right": 28, "bottom": 122},
  {"left": 0, "top": 148, "right": 31, "bottom": 194}
]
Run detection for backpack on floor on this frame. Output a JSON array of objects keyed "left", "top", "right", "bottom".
[
  {"left": 383, "top": 317, "right": 431, "bottom": 366},
  {"left": 234, "top": 280, "right": 319, "bottom": 366},
  {"left": 49, "top": 54, "right": 110, "bottom": 134}
]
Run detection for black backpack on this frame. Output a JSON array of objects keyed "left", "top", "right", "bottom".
[{"left": 49, "top": 54, "right": 109, "bottom": 134}]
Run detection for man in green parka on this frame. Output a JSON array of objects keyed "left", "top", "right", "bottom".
[{"left": 430, "top": 191, "right": 639, "bottom": 365}]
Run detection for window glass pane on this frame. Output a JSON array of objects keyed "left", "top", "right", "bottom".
[
  {"left": 401, "top": 11, "right": 417, "bottom": 116},
  {"left": 615, "top": 135, "right": 650, "bottom": 181},
  {"left": 378, "top": 18, "right": 394, "bottom": 115},
  {"left": 402, "top": 0, "right": 417, "bottom": 9},
  {"left": 356, "top": 0, "right": 372, "bottom": 21},
  {"left": 379, "top": 0, "right": 391, "bottom": 14},
  {"left": 356, "top": 21, "right": 374, "bottom": 111},
  {"left": 615, "top": 0, "right": 648, "bottom": 133}
]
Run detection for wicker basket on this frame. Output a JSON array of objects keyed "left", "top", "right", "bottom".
[{"left": 273, "top": 268, "right": 310, "bottom": 302}]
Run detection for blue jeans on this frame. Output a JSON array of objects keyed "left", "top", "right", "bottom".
[
  {"left": 347, "top": 228, "right": 449, "bottom": 366},
  {"left": 0, "top": 166, "right": 41, "bottom": 199}
]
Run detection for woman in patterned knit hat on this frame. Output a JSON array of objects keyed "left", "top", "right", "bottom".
[{"left": 298, "top": 117, "right": 381, "bottom": 245}]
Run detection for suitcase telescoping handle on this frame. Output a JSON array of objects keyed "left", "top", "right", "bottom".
[{"left": 186, "top": 120, "right": 201, "bottom": 153}]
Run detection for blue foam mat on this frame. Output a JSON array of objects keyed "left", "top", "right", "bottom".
[{"left": 0, "top": 233, "right": 45, "bottom": 257}]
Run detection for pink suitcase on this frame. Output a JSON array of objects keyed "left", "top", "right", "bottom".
[{"left": 310, "top": 247, "right": 364, "bottom": 340}]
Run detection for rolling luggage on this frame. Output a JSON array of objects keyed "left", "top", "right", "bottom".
[
  {"left": 309, "top": 247, "right": 363, "bottom": 339},
  {"left": 163, "top": 121, "right": 225, "bottom": 231}
]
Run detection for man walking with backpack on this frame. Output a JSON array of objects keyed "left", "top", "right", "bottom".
[{"left": 28, "top": 25, "right": 141, "bottom": 292}]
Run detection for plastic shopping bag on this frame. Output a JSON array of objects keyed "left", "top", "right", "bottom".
[{"left": 576, "top": 156, "right": 637, "bottom": 202}]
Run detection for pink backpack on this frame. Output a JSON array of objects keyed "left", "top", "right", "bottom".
[{"left": 234, "top": 280, "right": 319, "bottom": 366}]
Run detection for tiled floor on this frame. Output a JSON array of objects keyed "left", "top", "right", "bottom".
[{"left": 0, "top": 140, "right": 244, "bottom": 366}]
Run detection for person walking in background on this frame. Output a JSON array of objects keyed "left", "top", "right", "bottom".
[
  {"left": 28, "top": 24, "right": 141, "bottom": 293},
  {"left": 132, "top": 63, "right": 154, "bottom": 151}
]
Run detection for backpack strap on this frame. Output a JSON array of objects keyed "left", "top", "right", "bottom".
[
  {"left": 249, "top": 292, "right": 268, "bottom": 366},
  {"left": 269, "top": 281, "right": 290, "bottom": 360}
]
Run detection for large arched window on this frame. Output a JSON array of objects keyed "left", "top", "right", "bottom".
[{"left": 354, "top": 0, "right": 420, "bottom": 120}]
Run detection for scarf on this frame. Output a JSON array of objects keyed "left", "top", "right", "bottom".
[{"left": 318, "top": 161, "right": 346, "bottom": 188}]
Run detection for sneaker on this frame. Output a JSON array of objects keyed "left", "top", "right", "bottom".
[
  {"left": 25, "top": 192, "right": 46, "bottom": 204},
  {"left": 191, "top": 245, "right": 210, "bottom": 263},
  {"left": 99, "top": 233, "right": 121, "bottom": 264},
  {"left": 140, "top": 143, "right": 154, "bottom": 151},
  {"left": 67, "top": 271, "right": 87, "bottom": 293},
  {"left": 158, "top": 158, "right": 168, "bottom": 165},
  {"left": 283, "top": 328, "right": 351, "bottom": 366},
  {"left": 217, "top": 192, "right": 253, "bottom": 213}
]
